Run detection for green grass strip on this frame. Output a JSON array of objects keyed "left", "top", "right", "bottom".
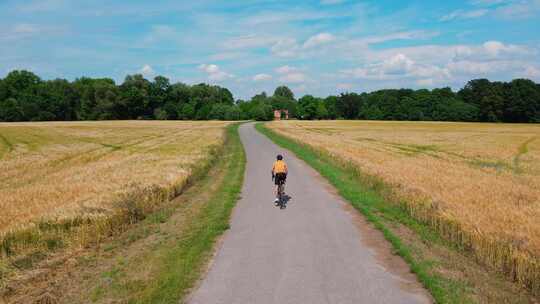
[
  {"left": 135, "top": 123, "right": 246, "bottom": 304},
  {"left": 256, "top": 122, "right": 470, "bottom": 304}
]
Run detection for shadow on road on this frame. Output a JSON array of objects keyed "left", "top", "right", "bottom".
[{"left": 275, "top": 194, "right": 292, "bottom": 209}]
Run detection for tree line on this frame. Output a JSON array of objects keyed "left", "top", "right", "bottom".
[{"left": 1, "top": 70, "right": 539, "bottom": 123}]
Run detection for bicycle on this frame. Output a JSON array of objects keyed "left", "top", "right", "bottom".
[{"left": 276, "top": 181, "right": 285, "bottom": 208}]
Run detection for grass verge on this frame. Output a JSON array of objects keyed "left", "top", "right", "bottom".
[
  {"left": 256, "top": 122, "right": 537, "bottom": 304},
  {"left": 131, "top": 122, "right": 246, "bottom": 303}
]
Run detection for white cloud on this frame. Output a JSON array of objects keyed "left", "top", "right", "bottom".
[
  {"left": 279, "top": 72, "right": 306, "bottom": 83},
  {"left": 242, "top": 10, "right": 338, "bottom": 26},
  {"left": 381, "top": 53, "right": 415, "bottom": 74},
  {"left": 271, "top": 38, "right": 300, "bottom": 57},
  {"left": 524, "top": 66, "right": 540, "bottom": 79},
  {"left": 303, "top": 32, "right": 335, "bottom": 48},
  {"left": 338, "top": 39, "right": 536, "bottom": 90},
  {"left": 459, "top": 0, "right": 540, "bottom": 20},
  {"left": 141, "top": 25, "right": 177, "bottom": 46},
  {"left": 253, "top": 73, "right": 272, "bottom": 81},
  {"left": 470, "top": 0, "right": 509, "bottom": 5},
  {"left": 342, "top": 53, "right": 451, "bottom": 84},
  {"left": 482, "top": 40, "right": 529, "bottom": 58},
  {"left": 222, "top": 35, "right": 277, "bottom": 50},
  {"left": 291, "top": 84, "right": 307, "bottom": 94},
  {"left": 198, "top": 63, "right": 233, "bottom": 81},
  {"left": 209, "top": 52, "right": 245, "bottom": 61},
  {"left": 337, "top": 83, "right": 354, "bottom": 90},
  {"left": 494, "top": 0, "right": 540, "bottom": 19},
  {"left": 139, "top": 64, "right": 155, "bottom": 77},
  {"left": 447, "top": 60, "right": 497, "bottom": 74},
  {"left": 0, "top": 23, "right": 66, "bottom": 41},
  {"left": 275, "top": 65, "right": 306, "bottom": 83},
  {"left": 275, "top": 65, "right": 297, "bottom": 74},
  {"left": 13, "top": 24, "right": 40, "bottom": 34},
  {"left": 320, "top": 0, "right": 345, "bottom": 4},
  {"left": 17, "top": 0, "right": 65, "bottom": 12},
  {"left": 440, "top": 9, "right": 489, "bottom": 21},
  {"left": 360, "top": 31, "right": 439, "bottom": 45},
  {"left": 416, "top": 78, "right": 435, "bottom": 86}
]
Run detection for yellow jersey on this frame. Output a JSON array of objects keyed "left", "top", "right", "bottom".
[{"left": 272, "top": 160, "right": 288, "bottom": 174}]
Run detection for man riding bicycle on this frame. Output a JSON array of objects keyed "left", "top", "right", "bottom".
[{"left": 271, "top": 154, "right": 288, "bottom": 203}]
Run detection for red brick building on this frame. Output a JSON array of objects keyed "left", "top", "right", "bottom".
[{"left": 274, "top": 109, "right": 289, "bottom": 120}]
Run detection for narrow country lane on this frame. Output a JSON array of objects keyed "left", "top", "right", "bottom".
[{"left": 188, "top": 123, "right": 431, "bottom": 304}]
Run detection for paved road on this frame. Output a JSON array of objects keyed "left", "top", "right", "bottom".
[{"left": 188, "top": 123, "right": 431, "bottom": 304}]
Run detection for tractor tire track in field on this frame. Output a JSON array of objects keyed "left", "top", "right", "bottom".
[
  {"left": 0, "top": 133, "right": 13, "bottom": 159},
  {"left": 188, "top": 123, "right": 431, "bottom": 304},
  {"left": 0, "top": 132, "right": 173, "bottom": 189},
  {"left": 513, "top": 136, "right": 536, "bottom": 173}
]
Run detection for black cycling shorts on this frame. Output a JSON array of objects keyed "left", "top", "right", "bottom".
[{"left": 275, "top": 173, "right": 287, "bottom": 185}]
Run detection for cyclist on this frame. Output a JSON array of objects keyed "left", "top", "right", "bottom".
[{"left": 271, "top": 154, "right": 288, "bottom": 203}]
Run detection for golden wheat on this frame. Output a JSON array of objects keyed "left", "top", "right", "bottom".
[
  {"left": 268, "top": 120, "right": 540, "bottom": 291},
  {"left": 0, "top": 121, "right": 230, "bottom": 234}
]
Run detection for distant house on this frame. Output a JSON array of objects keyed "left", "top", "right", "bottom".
[{"left": 274, "top": 109, "right": 289, "bottom": 120}]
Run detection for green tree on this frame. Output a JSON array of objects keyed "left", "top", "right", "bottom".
[
  {"left": 324, "top": 96, "right": 339, "bottom": 119},
  {"left": 459, "top": 79, "right": 504, "bottom": 122},
  {"left": 179, "top": 103, "right": 195, "bottom": 120},
  {"left": 209, "top": 103, "right": 229, "bottom": 120},
  {"left": 225, "top": 106, "right": 241, "bottom": 120},
  {"left": 273, "top": 86, "right": 294, "bottom": 100},
  {"left": 250, "top": 104, "right": 273, "bottom": 121},
  {"left": 503, "top": 79, "right": 540, "bottom": 122},
  {"left": 0, "top": 98, "right": 24, "bottom": 121},
  {"left": 337, "top": 93, "right": 362, "bottom": 119},
  {"left": 153, "top": 108, "right": 168, "bottom": 120}
]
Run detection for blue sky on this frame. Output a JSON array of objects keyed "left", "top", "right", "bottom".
[{"left": 1, "top": 0, "right": 539, "bottom": 99}]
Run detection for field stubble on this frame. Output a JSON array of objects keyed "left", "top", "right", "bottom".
[
  {"left": 0, "top": 121, "right": 230, "bottom": 262},
  {"left": 268, "top": 120, "right": 540, "bottom": 293}
]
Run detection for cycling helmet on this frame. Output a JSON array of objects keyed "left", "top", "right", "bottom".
[{"left": 277, "top": 154, "right": 283, "bottom": 160}]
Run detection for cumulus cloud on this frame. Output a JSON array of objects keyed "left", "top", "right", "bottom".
[
  {"left": 199, "top": 64, "right": 233, "bottom": 81},
  {"left": 253, "top": 73, "right": 272, "bottom": 81},
  {"left": 139, "top": 64, "right": 155, "bottom": 77},
  {"left": 342, "top": 53, "right": 451, "bottom": 84},
  {"left": 381, "top": 53, "right": 415, "bottom": 74},
  {"left": 303, "top": 32, "right": 335, "bottom": 48},
  {"left": 482, "top": 40, "right": 530, "bottom": 58},
  {"left": 339, "top": 39, "right": 535, "bottom": 90}
]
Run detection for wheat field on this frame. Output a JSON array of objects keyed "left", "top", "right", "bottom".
[
  {"left": 268, "top": 120, "right": 540, "bottom": 291},
  {"left": 0, "top": 121, "right": 230, "bottom": 235}
]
